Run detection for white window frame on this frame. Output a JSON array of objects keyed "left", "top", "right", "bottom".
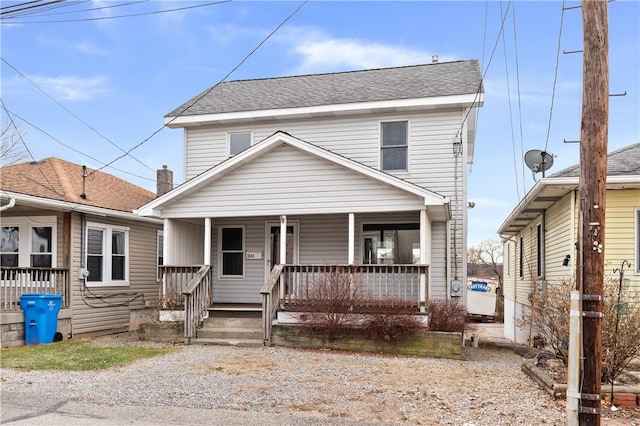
[
  {"left": 85, "top": 222, "right": 130, "bottom": 287},
  {"left": 227, "top": 131, "right": 253, "bottom": 157},
  {"left": 379, "top": 120, "right": 409, "bottom": 172},
  {"left": 0, "top": 216, "right": 57, "bottom": 268},
  {"left": 218, "top": 225, "right": 245, "bottom": 279}
]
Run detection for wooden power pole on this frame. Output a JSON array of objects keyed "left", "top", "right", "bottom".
[{"left": 578, "top": 0, "right": 608, "bottom": 424}]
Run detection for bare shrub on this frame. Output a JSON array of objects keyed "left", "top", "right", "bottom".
[
  {"left": 523, "top": 277, "right": 640, "bottom": 383},
  {"left": 427, "top": 298, "right": 469, "bottom": 332},
  {"left": 295, "top": 267, "right": 366, "bottom": 338},
  {"left": 362, "top": 297, "right": 425, "bottom": 341}
]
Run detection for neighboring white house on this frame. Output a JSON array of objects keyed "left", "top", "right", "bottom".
[
  {"left": 136, "top": 60, "right": 484, "bottom": 335},
  {"left": 497, "top": 143, "right": 640, "bottom": 344}
]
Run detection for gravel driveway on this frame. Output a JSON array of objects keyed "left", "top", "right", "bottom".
[{"left": 0, "top": 333, "right": 636, "bottom": 425}]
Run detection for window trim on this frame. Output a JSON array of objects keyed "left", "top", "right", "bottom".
[
  {"left": 227, "top": 131, "right": 253, "bottom": 157},
  {"left": 85, "top": 222, "right": 130, "bottom": 287},
  {"left": 0, "top": 216, "right": 57, "bottom": 268},
  {"left": 536, "top": 222, "right": 543, "bottom": 277},
  {"left": 379, "top": 120, "right": 409, "bottom": 172},
  {"left": 218, "top": 225, "right": 245, "bottom": 279},
  {"left": 519, "top": 236, "right": 524, "bottom": 278}
]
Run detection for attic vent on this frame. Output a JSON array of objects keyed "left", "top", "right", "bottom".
[{"left": 30, "top": 160, "right": 43, "bottom": 165}]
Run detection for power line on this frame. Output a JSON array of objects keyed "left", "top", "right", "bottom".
[
  {"left": 4, "top": 0, "right": 88, "bottom": 19},
  {"left": 1, "top": 57, "right": 154, "bottom": 173},
  {"left": 10, "top": 1, "right": 147, "bottom": 19},
  {"left": 511, "top": 3, "right": 526, "bottom": 197},
  {"left": 544, "top": 0, "right": 566, "bottom": 153},
  {"left": 0, "top": 0, "right": 64, "bottom": 17},
  {"left": 2, "top": 0, "right": 232, "bottom": 23},
  {"left": 94, "top": 0, "right": 309, "bottom": 175},
  {"left": 2, "top": 106, "right": 155, "bottom": 183}
]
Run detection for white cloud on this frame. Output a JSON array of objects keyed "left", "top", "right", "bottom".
[
  {"left": 29, "top": 75, "right": 110, "bottom": 101},
  {"left": 74, "top": 41, "right": 109, "bottom": 56},
  {"left": 278, "top": 27, "right": 450, "bottom": 74}
]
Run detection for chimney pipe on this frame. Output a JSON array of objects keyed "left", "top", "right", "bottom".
[
  {"left": 432, "top": 55, "right": 438, "bottom": 64},
  {"left": 156, "top": 165, "right": 173, "bottom": 196}
]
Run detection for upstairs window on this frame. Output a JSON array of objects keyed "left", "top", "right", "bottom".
[
  {"left": 228, "top": 132, "right": 252, "bottom": 156},
  {"left": 381, "top": 121, "right": 408, "bottom": 171}
]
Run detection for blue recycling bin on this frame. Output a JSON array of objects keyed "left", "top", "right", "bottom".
[{"left": 20, "top": 294, "right": 62, "bottom": 345}]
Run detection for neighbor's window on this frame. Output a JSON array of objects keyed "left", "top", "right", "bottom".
[
  {"left": 220, "top": 226, "right": 244, "bottom": 277},
  {"left": 536, "top": 223, "right": 543, "bottom": 277},
  {"left": 381, "top": 121, "right": 408, "bottom": 171},
  {"left": 0, "top": 217, "right": 56, "bottom": 268},
  {"left": 519, "top": 236, "right": 524, "bottom": 278},
  {"left": 86, "top": 223, "right": 129, "bottom": 286},
  {"left": 362, "top": 223, "right": 419, "bottom": 265},
  {"left": 229, "top": 132, "right": 252, "bottom": 156}
]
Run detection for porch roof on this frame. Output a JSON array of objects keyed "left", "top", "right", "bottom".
[{"left": 136, "top": 132, "right": 451, "bottom": 221}]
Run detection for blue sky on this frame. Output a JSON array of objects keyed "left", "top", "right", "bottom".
[{"left": 1, "top": 0, "right": 639, "bottom": 247}]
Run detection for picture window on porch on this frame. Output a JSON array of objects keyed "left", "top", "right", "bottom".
[
  {"left": 86, "top": 223, "right": 129, "bottom": 286},
  {"left": 228, "top": 131, "right": 252, "bottom": 156},
  {"left": 362, "top": 223, "right": 419, "bottom": 265},
  {"left": 220, "top": 226, "right": 244, "bottom": 277},
  {"left": 380, "top": 121, "right": 408, "bottom": 171},
  {"left": 0, "top": 217, "right": 56, "bottom": 268}
]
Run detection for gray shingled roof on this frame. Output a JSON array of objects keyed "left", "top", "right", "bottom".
[
  {"left": 166, "top": 60, "right": 483, "bottom": 118},
  {"left": 549, "top": 143, "right": 640, "bottom": 178}
]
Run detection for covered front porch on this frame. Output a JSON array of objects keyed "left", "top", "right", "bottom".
[{"left": 159, "top": 211, "right": 438, "bottom": 344}]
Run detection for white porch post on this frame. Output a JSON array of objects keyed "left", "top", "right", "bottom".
[
  {"left": 420, "top": 209, "right": 431, "bottom": 311},
  {"left": 279, "top": 215, "right": 287, "bottom": 296},
  {"left": 204, "top": 217, "right": 212, "bottom": 266},
  {"left": 348, "top": 213, "right": 355, "bottom": 264},
  {"left": 162, "top": 218, "right": 171, "bottom": 298}
]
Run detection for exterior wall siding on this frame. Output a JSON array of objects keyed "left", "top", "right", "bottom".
[
  {"left": 544, "top": 193, "right": 574, "bottom": 283},
  {"left": 70, "top": 213, "right": 162, "bottom": 336},
  {"left": 603, "top": 189, "right": 639, "bottom": 291},
  {"left": 164, "top": 145, "right": 426, "bottom": 218}
]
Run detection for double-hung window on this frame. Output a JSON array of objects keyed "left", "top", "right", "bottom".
[
  {"left": 220, "top": 226, "right": 244, "bottom": 277},
  {"left": 380, "top": 121, "right": 408, "bottom": 171},
  {"left": 0, "top": 217, "right": 56, "bottom": 268},
  {"left": 86, "top": 222, "right": 129, "bottom": 286},
  {"left": 228, "top": 132, "right": 252, "bottom": 157}
]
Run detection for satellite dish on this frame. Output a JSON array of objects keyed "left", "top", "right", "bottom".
[{"left": 524, "top": 150, "right": 554, "bottom": 176}]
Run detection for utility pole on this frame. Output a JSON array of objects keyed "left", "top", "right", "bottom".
[{"left": 578, "top": 0, "right": 608, "bottom": 424}]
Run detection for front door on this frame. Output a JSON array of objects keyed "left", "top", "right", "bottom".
[{"left": 265, "top": 222, "right": 298, "bottom": 278}]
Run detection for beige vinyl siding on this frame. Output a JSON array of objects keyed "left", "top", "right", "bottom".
[
  {"left": 603, "top": 189, "right": 639, "bottom": 290},
  {"left": 166, "top": 220, "right": 205, "bottom": 265},
  {"left": 515, "top": 218, "right": 542, "bottom": 307},
  {"left": 70, "top": 213, "right": 162, "bottom": 336},
  {"left": 544, "top": 193, "right": 574, "bottom": 283},
  {"left": 429, "top": 222, "right": 448, "bottom": 298},
  {"left": 164, "top": 145, "right": 426, "bottom": 218}
]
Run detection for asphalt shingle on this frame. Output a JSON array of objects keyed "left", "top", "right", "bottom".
[{"left": 549, "top": 143, "right": 640, "bottom": 178}]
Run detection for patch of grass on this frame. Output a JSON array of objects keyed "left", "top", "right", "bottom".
[{"left": 0, "top": 340, "right": 175, "bottom": 371}]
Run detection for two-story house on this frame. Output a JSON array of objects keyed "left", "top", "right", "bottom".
[{"left": 136, "top": 60, "right": 484, "bottom": 343}]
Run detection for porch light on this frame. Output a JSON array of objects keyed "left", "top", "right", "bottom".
[
  {"left": 452, "top": 133, "right": 462, "bottom": 157},
  {"left": 562, "top": 255, "right": 571, "bottom": 267}
]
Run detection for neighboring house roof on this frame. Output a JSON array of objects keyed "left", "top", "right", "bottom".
[
  {"left": 165, "top": 60, "right": 483, "bottom": 123},
  {"left": 0, "top": 157, "right": 156, "bottom": 213},
  {"left": 136, "top": 131, "right": 451, "bottom": 221},
  {"left": 497, "top": 143, "right": 640, "bottom": 238}
]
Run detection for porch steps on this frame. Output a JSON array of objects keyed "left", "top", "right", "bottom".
[{"left": 192, "top": 307, "right": 263, "bottom": 347}]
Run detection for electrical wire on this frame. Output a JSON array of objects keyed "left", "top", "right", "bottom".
[
  {"left": 1, "top": 57, "right": 154, "bottom": 173},
  {"left": 3, "top": 107, "right": 155, "bottom": 183},
  {"left": 0, "top": 0, "right": 64, "bottom": 17},
  {"left": 93, "top": 0, "right": 309, "bottom": 175},
  {"left": 511, "top": 3, "right": 526, "bottom": 197},
  {"left": 2, "top": 0, "right": 232, "bottom": 23},
  {"left": 544, "top": 0, "right": 566, "bottom": 153},
  {"left": 10, "top": 1, "right": 147, "bottom": 19}
]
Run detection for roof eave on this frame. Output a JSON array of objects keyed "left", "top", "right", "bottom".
[{"left": 164, "top": 94, "right": 482, "bottom": 128}]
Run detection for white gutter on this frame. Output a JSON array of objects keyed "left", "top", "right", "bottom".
[
  {"left": 165, "top": 93, "right": 483, "bottom": 128},
  {"left": 0, "top": 197, "right": 16, "bottom": 211},
  {"left": 1, "top": 191, "right": 163, "bottom": 224}
]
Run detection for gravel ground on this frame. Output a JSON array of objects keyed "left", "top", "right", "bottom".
[{"left": 0, "top": 333, "right": 637, "bottom": 425}]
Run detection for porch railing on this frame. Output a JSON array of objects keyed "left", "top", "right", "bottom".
[
  {"left": 260, "top": 264, "right": 428, "bottom": 344},
  {"left": 281, "top": 264, "right": 428, "bottom": 308},
  {"left": 159, "top": 265, "right": 203, "bottom": 308},
  {"left": 260, "top": 264, "right": 284, "bottom": 345},
  {"left": 0, "top": 267, "right": 70, "bottom": 312},
  {"left": 182, "top": 265, "right": 213, "bottom": 343}
]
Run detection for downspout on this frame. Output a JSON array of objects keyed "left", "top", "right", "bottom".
[
  {"left": 446, "top": 220, "right": 451, "bottom": 299},
  {"left": 0, "top": 198, "right": 16, "bottom": 211}
]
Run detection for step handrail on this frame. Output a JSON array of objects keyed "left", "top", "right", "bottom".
[
  {"left": 182, "top": 265, "right": 212, "bottom": 343},
  {"left": 260, "top": 264, "right": 284, "bottom": 345}
]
